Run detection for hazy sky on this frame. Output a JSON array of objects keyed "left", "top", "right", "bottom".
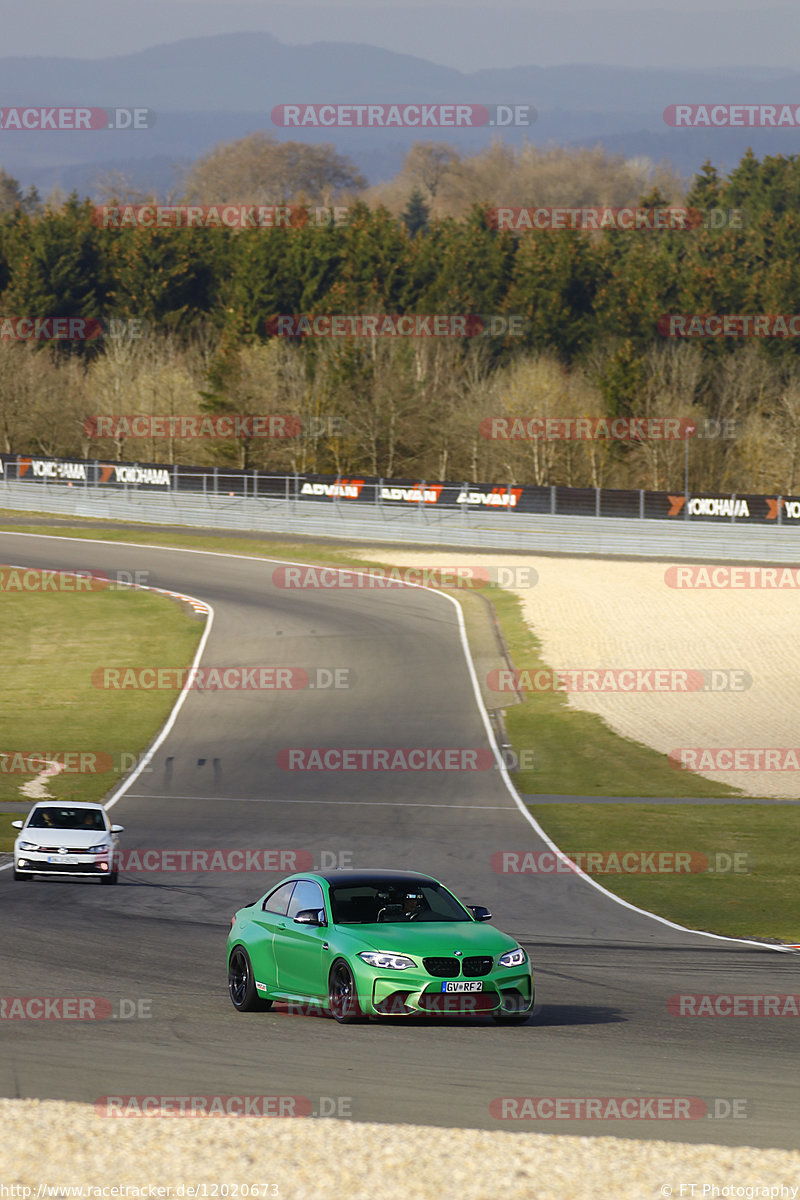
[{"left": 2, "top": 0, "right": 798, "bottom": 71}]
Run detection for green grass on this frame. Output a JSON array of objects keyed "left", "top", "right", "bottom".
[
  {"left": 1, "top": 508, "right": 794, "bottom": 941},
  {"left": 0, "top": 580, "right": 203, "bottom": 804},
  {"left": 527, "top": 804, "right": 794, "bottom": 943},
  {"left": 0, "top": 812, "right": 26, "bottom": 851}
]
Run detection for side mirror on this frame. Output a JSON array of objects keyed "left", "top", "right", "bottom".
[
  {"left": 469, "top": 905, "right": 492, "bottom": 922},
  {"left": 111, "top": 825, "right": 124, "bottom": 833},
  {"left": 11, "top": 820, "right": 23, "bottom": 829},
  {"left": 294, "top": 909, "right": 325, "bottom": 926}
]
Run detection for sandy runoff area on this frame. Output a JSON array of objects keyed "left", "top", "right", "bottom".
[
  {"left": 2, "top": 1100, "right": 799, "bottom": 1200},
  {"left": 349, "top": 551, "right": 800, "bottom": 800}
]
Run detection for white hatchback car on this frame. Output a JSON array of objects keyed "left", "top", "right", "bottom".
[{"left": 12, "top": 802, "right": 124, "bottom": 884}]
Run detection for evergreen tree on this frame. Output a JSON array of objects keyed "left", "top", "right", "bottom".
[
  {"left": 685, "top": 161, "right": 722, "bottom": 211},
  {"left": 1, "top": 195, "right": 107, "bottom": 356},
  {"left": 0, "top": 169, "right": 40, "bottom": 216},
  {"left": 401, "top": 188, "right": 430, "bottom": 237}
]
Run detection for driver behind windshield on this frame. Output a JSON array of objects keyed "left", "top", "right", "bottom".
[
  {"left": 376, "top": 890, "right": 428, "bottom": 921},
  {"left": 403, "top": 891, "right": 427, "bottom": 919}
]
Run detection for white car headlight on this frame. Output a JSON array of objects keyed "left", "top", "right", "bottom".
[
  {"left": 18, "top": 841, "right": 38, "bottom": 851},
  {"left": 358, "top": 952, "right": 416, "bottom": 970},
  {"left": 498, "top": 947, "right": 527, "bottom": 968},
  {"left": 88, "top": 843, "right": 111, "bottom": 853}
]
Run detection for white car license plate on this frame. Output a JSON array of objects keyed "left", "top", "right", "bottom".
[
  {"left": 441, "top": 981, "right": 483, "bottom": 993},
  {"left": 48, "top": 854, "right": 73, "bottom": 864}
]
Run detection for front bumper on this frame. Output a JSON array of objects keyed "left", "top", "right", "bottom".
[
  {"left": 15, "top": 851, "right": 115, "bottom": 877},
  {"left": 366, "top": 970, "right": 533, "bottom": 1017}
]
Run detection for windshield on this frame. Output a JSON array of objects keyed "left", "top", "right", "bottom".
[
  {"left": 27, "top": 807, "right": 107, "bottom": 832},
  {"left": 329, "top": 879, "right": 471, "bottom": 924}
]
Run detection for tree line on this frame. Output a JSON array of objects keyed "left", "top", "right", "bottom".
[{"left": 2, "top": 143, "right": 800, "bottom": 495}]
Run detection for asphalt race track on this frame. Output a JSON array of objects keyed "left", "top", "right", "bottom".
[{"left": 1, "top": 531, "right": 798, "bottom": 1147}]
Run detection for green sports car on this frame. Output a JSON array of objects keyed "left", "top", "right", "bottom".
[{"left": 226, "top": 869, "right": 534, "bottom": 1023}]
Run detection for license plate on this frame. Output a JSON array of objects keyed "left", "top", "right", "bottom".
[
  {"left": 48, "top": 855, "right": 73, "bottom": 864},
  {"left": 441, "top": 981, "right": 483, "bottom": 993}
]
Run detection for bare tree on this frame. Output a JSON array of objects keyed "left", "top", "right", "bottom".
[{"left": 181, "top": 133, "right": 365, "bottom": 206}]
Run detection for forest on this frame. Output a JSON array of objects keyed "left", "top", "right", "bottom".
[{"left": 2, "top": 139, "right": 800, "bottom": 495}]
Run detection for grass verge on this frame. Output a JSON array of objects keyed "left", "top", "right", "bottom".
[
  {"left": 0, "top": 812, "right": 26, "bottom": 852},
  {"left": 0, "top": 580, "right": 203, "bottom": 805},
  {"left": 523, "top": 803, "right": 794, "bottom": 943}
]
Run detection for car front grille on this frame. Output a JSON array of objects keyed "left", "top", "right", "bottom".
[
  {"left": 462, "top": 956, "right": 493, "bottom": 977},
  {"left": 423, "top": 957, "right": 461, "bottom": 978},
  {"left": 20, "top": 862, "right": 103, "bottom": 874},
  {"left": 418, "top": 993, "right": 497, "bottom": 1013},
  {"left": 31, "top": 847, "right": 93, "bottom": 855}
]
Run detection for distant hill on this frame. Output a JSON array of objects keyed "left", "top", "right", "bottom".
[{"left": 4, "top": 32, "right": 800, "bottom": 197}]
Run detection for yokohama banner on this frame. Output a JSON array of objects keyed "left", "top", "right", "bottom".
[{"left": 0, "top": 454, "right": 797, "bottom": 523}]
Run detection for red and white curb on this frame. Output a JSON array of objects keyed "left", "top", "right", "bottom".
[{"left": 148, "top": 586, "right": 211, "bottom": 615}]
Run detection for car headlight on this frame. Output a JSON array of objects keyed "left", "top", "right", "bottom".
[
  {"left": 88, "top": 843, "right": 111, "bottom": 853},
  {"left": 18, "top": 841, "right": 38, "bottom": 851},
  {"left": 358, "top": 952, "right": 416, "bottom": 970},
  {"left": 498, "top": 947, "right": 527, "bottom": 968}
]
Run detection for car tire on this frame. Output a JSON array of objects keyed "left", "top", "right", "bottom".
[
  {"left": 12, "top": 868, "right": 32, "bottom": 881},
  {"left": 102, "top": 872, "right": 118, "bottom": 885},
  {"left": 492, "top": 989, "right": 535, "bottom": 1024},
  {"left": 228, "top": 946, "right": 272, "bottom": 1012},
  {"left": 328, "top": 959, "right": 364, "bottom": 1023}
]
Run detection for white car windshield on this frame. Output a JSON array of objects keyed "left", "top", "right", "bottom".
[{"left": 27, "top": 808, "right": 107, "bottom": 832}]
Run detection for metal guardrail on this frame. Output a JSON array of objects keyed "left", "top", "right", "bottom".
[{"left": 2, "top": 479, "right": 800, "bottom": 562}]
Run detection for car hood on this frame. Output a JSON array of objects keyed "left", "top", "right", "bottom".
[
  {"left": 338, "top": 921, "right": 518, "bottom": 958},
  {"left": 16, "top": 829, "right": 111, "bottom": 849}
]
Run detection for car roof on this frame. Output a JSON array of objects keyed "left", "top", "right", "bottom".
[
  {"left": 30, "top": 801, "right": 106, "bottom": 810},
  {"left": 309, "top": 869, "right": 438, "bottom": 887}
]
